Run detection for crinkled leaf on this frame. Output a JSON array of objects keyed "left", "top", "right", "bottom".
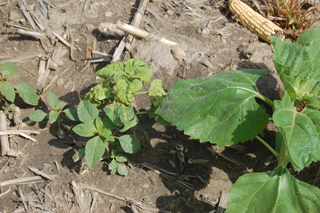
[
  {"left": 82, "top": 80, "right": 111, "bottom": 107},
  {"left": 114, "top": 78, "right": 134, "bottom": 105},
  {"left": 149, "top": 79, "right": 166, "bottom": 108},
  {"left": 226, "top": 166, "right": 320, "bottom": 213},
  {"left": 156, "top": 70, "right": 270, "bottom": 146},
  {"left": 118, "top": 134, "right": 141, "bottom": 153},
  {"left": 99, "top": 128, "right": 114, "bottom": 142},
  {"left": 273, "top": 93, "right": 320, "bottom": 171},
  {"left": 29, "top": 109, "right": 47, "bottom": 122},
  {"left": 77, "top": 100, "right": 99, "bottom": 123},
  {"left": 85, "top": 136, "right": 105, "bottom": 169},
  {"left": 0, "top": 81, "right": 15, "bottom": 102},
  {"left": 14, "top": 83, "right": 38, "bottom": 105},
  {"left": 117, "top": 164, "right": 128, "bottom": 176},
  {"left": 49, "top": 110, "right": 59, "bottom": 124},
  {"left": 0, "top": 62, "right": 18, "bottom": 79},
  {"left": 128, "top": 79, "right": 143, "bottom": 94},
  {"left": 47, "top": 91, "right": 59, "bottom": 108},
  {"left": 115, "top": 154, "right": 127, "bottom": 162},
  {"left": 64, "top": 108, "right": 79, "bottom": 121},
  {"left": 124, "top": 59, "right": 151, "bottom": 82},
  {"left": 109, "top": 159, "right": 118, "bottom": 174},
  {"left": 72, "top": 148, "right": 85, "bottom": 162},
  {"left": 73, "top": 123, "right": 97, "bottom": 137},
  {"left": 95, "top": 62, "right": 124, "bottom": 79},
  {"left": 102, "top": 115, "right": 118, "bottom": 130}
]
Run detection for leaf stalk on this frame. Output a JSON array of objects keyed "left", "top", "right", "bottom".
[
  {"left": 256, "top": 94, "right": 275, "bottom": 108},
  {"left": 256, "top": 135, "right": 279, "bottom": 160}
]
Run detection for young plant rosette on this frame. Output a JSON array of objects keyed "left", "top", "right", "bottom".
[{"left": 156, "top": 27, "right": 320, "bottom": 212}]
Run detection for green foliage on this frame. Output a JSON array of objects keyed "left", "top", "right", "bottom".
[
  {"left": 0, "top": 62, "right": 38, "bottom": 106},
  {"left": 72, "top": 100, "right": 140, "bottom": 173},
  {"left": 156, "top": 70, "right": 270, "bottom": 146},
  {"left": 73, "top": 59, "right": 167, "bottom": 175},
  {"left": 29, "top": 91, "right": 74, "bottom": 139},
  {"left": 156, "top": 27, "right": 320, "bottom": 212},
  {"left": 84, "top": 59, "right": 153, "bottom": 106}
]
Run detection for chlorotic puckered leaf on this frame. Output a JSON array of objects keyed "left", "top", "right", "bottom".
[
  {"left": 95, "top": 62, "right": 124, "bottom": 79},
  {"left": 226, "top": 166, "right": 320, "bottom": 213},
  {"left": 156, "top": 70, "right": 270, "bottom": 147},
  {"left": 149, "top": 79, "right": 166, "bottom": 108}
]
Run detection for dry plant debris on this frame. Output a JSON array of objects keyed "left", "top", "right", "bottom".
[{"left": 229, "top": 0, "right": 284, "bottom": 43}]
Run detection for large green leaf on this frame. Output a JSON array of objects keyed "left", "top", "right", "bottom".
[
  {"left": 273, "top": 93, "right": 320, "bottom": 171},
  {"left": 0, "top": 81, "right": 15, "bottom": 102},
  {"left": 48, "top": 110, "right": 59, "bottom": 124},
  {"left": 270, "top": 35, "right": 320, "bottom": 108},
  {"left": 73, "top": 123, "right": 97, "bottom": 137},
  {"left": 85, "top": 136, "right": 105, "bottom": 169},
  {"left": 77, "top": 100, "right": 99, "bottom": 123},
  {"left": 226, "top": 166, "right": 320, "bottom": 213},
  {"left": 14, "top": 83, "right": 38, "bottom": 105},
  {"left": 64, "top": 108, "right": 79, "bottom": 121},
  {"left": 0, "top": 62, "right": 18, "bottom": 79},
  {"left": 29, "top": 109, "right": 47, "bottom": 122},
  {"left": 156, "top": 70, "right": 270, "bottom": 146},
  {"left": 47, "top": 91, "right": 59, "bottom": 108},
  {"left": 118, "top": 134, "right": 141, "bottom": 153}
]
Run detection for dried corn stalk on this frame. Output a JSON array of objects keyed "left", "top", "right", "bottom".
[{"left": 229, "top": 0, "right": 284, "bottom": 43}]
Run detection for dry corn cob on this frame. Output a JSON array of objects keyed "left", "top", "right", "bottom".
[{"left": 229, "top": 0, "right": 284, "bottom": 43}]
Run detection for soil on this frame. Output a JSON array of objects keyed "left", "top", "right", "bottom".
[{"left": 0, "top": 0, "right": 320, "bottom": 213}]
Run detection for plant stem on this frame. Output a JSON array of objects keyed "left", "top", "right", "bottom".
[
  {"left": 256, "top": 135, "right": 279, "bottom": 160},
  {"left": 135, "top": 111, "right": 153, "bottom": 115},
  {"left": 257, "top": 94, "right": 274, "bottom": 108},
  {"left": 135, "top": 91, "right": 149, "bottom": 95},
  {"left": 278, "top": 139, "right": 289, "bottom": 167}
]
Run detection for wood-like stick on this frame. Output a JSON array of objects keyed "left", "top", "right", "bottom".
[
  {"left": 116, "top": 21, "right": 177, "bottom": 45},
  {"left": 0, "top": 111, "right": 9, "bottom": 156},
  {"left": 0, "top": 130, "right": 40, "bottom": 135},
  {"left": 111, "top": 0, "right": 149, "bottom": 63}
]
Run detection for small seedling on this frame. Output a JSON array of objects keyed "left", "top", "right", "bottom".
[
  {"left": 0, "top": 62, "right": 38, "bottom": 108},
  {"left": 156, "top": 27, "right": 320, "bottom": 212},
  {"left": 72, "top": 100, "right": 140, "bottom": 173},
  {"left": 29, "top": 91, "right": 78, "bottom": 139}
]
